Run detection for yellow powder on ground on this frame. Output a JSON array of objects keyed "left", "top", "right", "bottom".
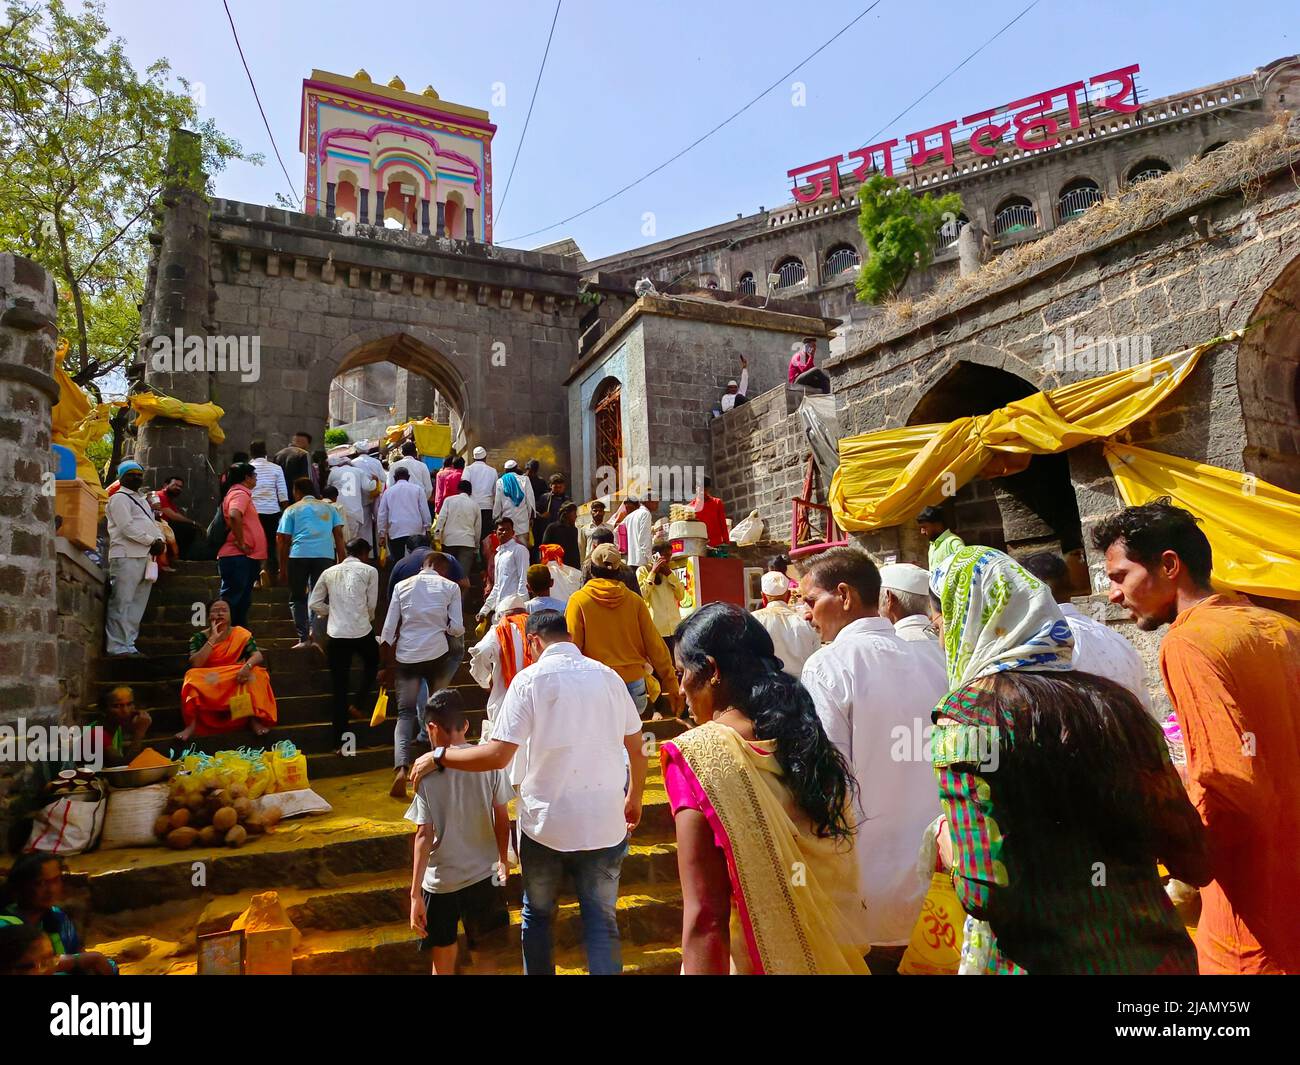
[
  {"left": 231, "top": 891, "right": 301, "bottom": 947},
  {"left": 128, "top": 748, "right": 172, "bottom": 770}
]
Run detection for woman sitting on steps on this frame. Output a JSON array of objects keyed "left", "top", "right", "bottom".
[{"left": 178, "top": 597, "right": 278, "bottom": 740}]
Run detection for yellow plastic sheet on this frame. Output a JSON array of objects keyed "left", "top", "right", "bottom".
[
  {"left": 130, "top": 393, "right": 225, "bottom": 444},
  {"left": 50, "top": 340, "right": 115, "bottom": 498},
  {"left": 1104, "top": 443, "right": 1300, "bottom": 600},
  {"left": 384, "top": 417, "right": 451, "bottom": 457},
  {"left": 829, "top": 331, "right": 1240, "bottom": 533}
]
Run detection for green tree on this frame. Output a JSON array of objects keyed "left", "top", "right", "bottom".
[
  {"left": 0, "top": 0, "right": 258, "bottom": 397},
  {"left": 855, "top": 174, "right": 961, "bottom": 304},
  {"left": 324, "top": 428, "right": 350, "bottom": 448}
]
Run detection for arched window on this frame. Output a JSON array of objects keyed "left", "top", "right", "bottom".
[
  {"left": 737, "top": 272, "right": 756, "bottom": 296},
  {"left": 993, "top": 196, "right": 1038, "bottom": 236},
  {"left": 773, "top": 257, "right": 807, "bottom": 290},
  {"left": 823, "top": 244, "right": 861, "bottom": 278},
  {"left": 1202, "top": 141, "right": 1228, "bottom": 157},
  {"left": 937, "top": 212, "right": 969, "bottom": 248},
  {"left": 1127, "top": 158, "right": 1170, "bottom": 186},
  {"left": 592, "top": 377, "right": 623, "bottom": 482},
  {"left": 1056, "top": 178, "right": 1103, "bottom": 223},
  {"left": 444, "top": 192, "right": 465, "bottom": 240}
]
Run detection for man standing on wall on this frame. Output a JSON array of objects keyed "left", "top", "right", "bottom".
[
  {"left": 104, "top": 460, "right": 166, "bottom": 657},
  {"left": 719, "top": 354, "right": 748, "bottom": 413}
]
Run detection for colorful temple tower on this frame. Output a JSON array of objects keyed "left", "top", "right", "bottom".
[{"left": 299, "top": 69, "right": 496, "bottom": 243}]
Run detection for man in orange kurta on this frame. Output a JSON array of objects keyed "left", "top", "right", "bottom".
[{"left": 1095, "top": 502, "right": 1300, "bottom": 974}]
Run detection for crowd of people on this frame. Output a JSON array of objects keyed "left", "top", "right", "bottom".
[{"left": 99, "top": 433, "right": 1300, "bottom": 978}]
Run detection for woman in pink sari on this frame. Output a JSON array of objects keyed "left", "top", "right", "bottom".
[{"left": 661, "top": 602, "right": 869, "bottom": 974}]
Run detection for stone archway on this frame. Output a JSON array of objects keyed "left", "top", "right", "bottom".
[
  {"left": 332, "top": 330, "right": 469, "bottom": 442},
  {"left": 906, "top": 359, "right": 1087, "bottom": 581},
  {"left": 1234, "top": 249, "right": 1300, "bottom": 493}
]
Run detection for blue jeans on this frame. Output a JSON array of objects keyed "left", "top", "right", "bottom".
[
  {"left": 625, "top": 678, "right": 647, "bottom": 715},
  {"left": 519, "top": 832, "right": 628, "bottom": 975},
  {"left": 217, "top": 554, "right": 261, "bottom": 629}
]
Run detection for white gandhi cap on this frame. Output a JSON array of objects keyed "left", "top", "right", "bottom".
[{"left": 878, "top": 563, "right": 932, "bottom": 597}]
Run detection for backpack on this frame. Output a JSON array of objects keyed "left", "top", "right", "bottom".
[{"left": 205, "top": 499, "right": 228, "bottom": 555}]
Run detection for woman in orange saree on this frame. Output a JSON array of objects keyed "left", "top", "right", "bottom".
[
  {"left": 661, "top": 602, "right": 869, "bottom": 974},
  {"left": 178, "top": 599, "right": 277, "bottom": 739}
]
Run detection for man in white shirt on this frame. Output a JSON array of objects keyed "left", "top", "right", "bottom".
[
  {"left": 409, "top": 608, "right": 647, "bottom": 975},
  {"left": 377, "top": 467, "right": 431, "bottom": 563},
  {"left": 479, "top": 516, "right": 529, "bottom": 622},
  {"left": 467, "top": 593, "right": 530, "bottom": 744},
  {"left": 492, "top": 459, "right": 536, "bottom": 544},
  {"left": 435, "top": 480, "right": 482, "bottom": 578},
  {"left": 578, "top": 499, "right": 612, "bottom": 562},
  {"left": 104, "top": 461, "right": 165, "bottom": 656},
  {"left": 327, "top": 456, "right": 378, "bottom": 545},
  {"left": 719, "top": 354, "right": 748, "bottom": 413},
  {"left": 387, "top": 440, "right": 434, "bottom": 502},
  {"left": 380, "top": 551, "right": 465, "bottom": 798},
  {"left": 461, "top": 445, "right": 499, "bottom": 552},
  {"left": 751, "top": 570, "right": 820, "bottom": 677},
  {"left": 620, "top": 498, "right": 652, "bottom": 568},
  {"left": 878, "top": 563, "right": 941, "bottom": 644},
  {"left": 1021, "top": 550, "right": 1152, "bottom": 712},
  {"left": 249, "top": 439, "right": 289, "bottom": 585},
  {"left": 351, "top": 447, "right": 387, "bottom": 548},
  {"left": 798, "top": 547, "right": 949, "bottom": 974},
  {"left": 309, "top": 538, "right": 380, "bottom": 750}
]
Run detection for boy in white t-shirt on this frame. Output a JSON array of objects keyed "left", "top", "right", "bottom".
[{"left": 405, "top": 689, "right": 512, "bottom": 974}]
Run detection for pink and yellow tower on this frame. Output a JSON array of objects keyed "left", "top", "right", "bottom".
[{"left": 299, "top": 69, "right": 496, "bottom": 243}]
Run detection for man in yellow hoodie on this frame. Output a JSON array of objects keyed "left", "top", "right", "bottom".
[{"left": 566, "top": 544, "right": 682, "bottom": 717}]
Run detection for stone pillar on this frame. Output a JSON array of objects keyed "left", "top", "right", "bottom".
[
  {"left": 0, "top": 254, "right": 62, "bottom": 817},
  {"left": 466, "top": 207, "right": 475, "bottom": 242},
  {"left": 360, "top": 189, "right": 370, "bottom": 224},
  {"left": 137, "top": 129, "right": 217, "bottom": 518},
  {"left": 375, "top": 190, "right": 386, "bottom": 225},
  {"left": 420, "top": 199, "right": 431, "bottom": 234},
  {"left": 436, "top": 201, "right": 446, "bottom": 237},
  {"left": 958, "top": 222, "right": 991, "bottom": 277},
  {"left": 325, "top": 182, "right": 336, "bottom": 220}
]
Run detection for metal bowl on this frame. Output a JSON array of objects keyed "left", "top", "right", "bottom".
[{"left": 97, "top": 762, "right": 181, "bottom": 789}]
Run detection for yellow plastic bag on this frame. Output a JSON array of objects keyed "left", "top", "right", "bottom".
[
  {"left": 370, "top": 688, "right": 388, "bottom": 727},
  {"left": 228, "top": 687, "right": 254, "bottom": 721},
  {"left": 245, "top": 758, "right": 274, "bottom": 799},
  {"left": 270, "top": 747, "right": 309, "bottom": 792},
  {"left": 898, "top": 871, "right": 965, "bottom": 975}
]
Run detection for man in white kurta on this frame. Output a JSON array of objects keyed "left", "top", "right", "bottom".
[
  {"left": 468, "top": 594, "right": 528, "bottom": 744},
  {"left": 798, "top": 547, "right": 949, "bottom": 971},
  {"left": 479, "top": 517, "right": 530, "bottom": 621},
  {"left": 751, "top": 570, "right": 820, "bottom": 677}
]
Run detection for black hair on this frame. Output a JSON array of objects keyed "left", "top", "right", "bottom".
[
  {"left": 346, "top": 537, "right": 371, "bottom": 557},
  {"left": 675, "top": 603, "right": 856, "bottom": 840},
  {"left": 1090, "top": 499, "right": 1213, "bottom": 588},
  {"left": 0, "top": 921, "right": 45, "bottom": 974},
  {"left": 803, "top": 546, "right": 881, "bottom": 606},
  {"left": 590, "top": 526, "right": 615, "bottom": 545},
  {"left": 3, "top": 852, "right": 60, "bottom": 907},
  {"left": 526, "top": 608, "right": 568, "bottom": 640},
  {"left": 311, "top": 449, "right": 326, "bottom": 462},
  {"left": 401, "top": 440, "right": 418, "bottom": 456},
  {"left": 164, "top": 474, "right": 184, "bottom": 485},
  {"left": 408, "top": 534, "right": 431, "bottom": 550},
  {"left": 452, "top": 456, "right": 465, "bottom": 470},
  {"left": 526, "top": 564, "right": 552, "bottom": 594},
  {"left": 323, "top": 485, "right": 339, "bottom": 501},
  {"left": 422, "top": 688, "right": 467, "bottom": 734},
  {"left": 549, "top": 473, "right": 566, "bottom": 485},
  {"left": 1021, "top": 550, "right": 1068, "bottom": 589},
  {"left": 392, "top": 466, "right": 410, "bottom": 481},
  {"left": 292, "top": 476, "right": 314, "bottom": 497},
  {"left": 652, "top": 540, "right": 672, "bottom": 554},
  {"left": 917, "top": 505, "right": 946, "bottom": 525},
  {"left": 249, "top": 439, "right": 267, "bottom": 458},
  {"left": 228, "top": 462, "right": 255, "bottom": 485},
  {"left": 457, "top": 480, "right": 472, "bottom": 494},
  {"left": 295, "top": 431, "right": 313, "bottom": 444},
  {"left": 232, "top": 451, "right": 249, "bottom": 464},
  {"left": 974, "top": 670, "right": 1207, "bottom": 881},
  {"left": 767, "top": 553, "right": 792, "bottom": 575}
]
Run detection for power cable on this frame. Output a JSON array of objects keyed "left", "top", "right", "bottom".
[{"left": 495, "top": 0, "right": 563, "bottom": 225}]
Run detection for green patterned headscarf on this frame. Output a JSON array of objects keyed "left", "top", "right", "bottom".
[{"left": 929, "top": 545, "right": 1074, "bottom": 689}]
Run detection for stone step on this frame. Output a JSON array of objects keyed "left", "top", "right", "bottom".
[
  {"left": 289, "top": 885, "right": 685, "bottom": 975},
  {"left": 102, "top": 646, "right": 477, "bottom": 683},
  {"left": 98, "top": 658, "right": 481, "bottom": 695}
]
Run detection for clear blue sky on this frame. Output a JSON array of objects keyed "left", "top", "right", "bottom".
[{"left": 104, "top": 0, "right": 1295, "bottom": 260}]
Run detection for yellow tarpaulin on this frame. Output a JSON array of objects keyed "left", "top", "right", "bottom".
[
  {"left": 828, "top": 331, "right": 1239, "bottom": 532},
  {"left": 50, "top": 340, "right": 115, "bottom": 499},
  {"left": 130, "top": 393, "right": 225, "bottom": 444},
  {"left": 1104, "top": 443, "right": 1300, "bottom": 600},
  {"left": 384, "top": 417, "right": 451, "bottom": 457}
]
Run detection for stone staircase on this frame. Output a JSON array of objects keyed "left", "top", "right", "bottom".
[{"left": 73, "top": 559, "right": 687, "bottom": 974}]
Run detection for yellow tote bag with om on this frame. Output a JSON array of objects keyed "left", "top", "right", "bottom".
[{"left": 898, "top": 872, "right": 965, "bottom": 975}]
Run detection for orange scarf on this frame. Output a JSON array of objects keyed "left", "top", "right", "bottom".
[{"left": 496, "top": 613, "right": 534, "bottom": 687}]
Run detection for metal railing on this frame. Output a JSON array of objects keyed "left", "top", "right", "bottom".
[
  {"left": 1056, "top": 184, "right": 1103, "bottom": 222},
  {"left": 737, "top": 273, "right": 757, "bottom": 295},
  {"left": 790, "top": 497, "right": 847, "bottom": 556},
  {"left": 774, "top": 260, "right": 807, "bottom": 289},
  {"left": 937, "top": 215, "right": 969, "bottom": 248},
  {"left": 1128, "top": 166, "right": 1169, "bottom": 186},
  {"left": 824, "top": 247, "right": 861, "bottom": 278},
  {"left": 993, "top": 202, "right": 1038, "bottom": 236}
]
